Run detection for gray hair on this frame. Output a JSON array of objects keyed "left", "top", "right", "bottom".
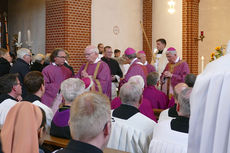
[
  {"left": 17, "top": 48, "right": 31, "bottom": 59},
  {"left": 185, "top": 73, "right": 197, "bottom": 87},
  {"left": 70, "top": 91, "right": 111, "bottom": 141},
  {"left": 119, "top": 82, "right": 143, "bottom": 106},
  {"left": 128, "top": 75, "right": 145, "bottom": 89},
  {"left": 85, "top": 45, "right": 99, "bottom": 54},
  {"left": 125, "top": 53, "right": 136, "bottom": 59},
  {"left": 60, "top": 78, "right": 85, "bottom": 102},
  {"left": 178, "top": 87, "right": 192, "bottom": 117},
  {"left": 33, "top": 53, "right": 45, "bottom": 63},
  {"left": 147, "top": 72, "right": 159, "bottom": 86}
]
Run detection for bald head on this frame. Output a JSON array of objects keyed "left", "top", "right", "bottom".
[{"left": 174, "top": 83, "right": 188, "bottom": 102}]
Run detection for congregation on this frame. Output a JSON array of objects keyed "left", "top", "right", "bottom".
[{"left": 0, "top": 38, "right": 203, "bottom": 153}]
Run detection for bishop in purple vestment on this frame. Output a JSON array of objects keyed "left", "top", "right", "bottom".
[
  {"left": 160, "top": 47, "right": 190, "bottom": 98},
  {"left": 75, "top": 45, "right": 111, "bottom": 99},
  {"left": 42, "top": 48, "right": 73, "bottom": 107},
  {"left": 119, "top": 48, "right": 147, "bottom": 87},
  {"left": 137, "top": 50, "right": 156, "bottom": 73}
]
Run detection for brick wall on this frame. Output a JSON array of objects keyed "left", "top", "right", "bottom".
[
  {"left": 182, "top": 0, "right": 200, "bottom": 74},
  {"left": 143, "top": 0, "right": 153, "bottom": 64},
  {"left": 46, "top": 0, "right": 91, "bottom": 72}
]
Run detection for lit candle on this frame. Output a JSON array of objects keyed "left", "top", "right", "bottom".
[
  {"left": 27, "top": 29, "right": 31, "bottom": 43},
  {"left": 18, "top": 31, "right": 21, "bottom": 44},
  {"left": 201, "top": 56, "right": 204, "bottom": 73}
]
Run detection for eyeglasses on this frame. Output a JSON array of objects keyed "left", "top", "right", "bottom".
[{"left": 56, "top": 56, "right": 67, "bottom": 59}]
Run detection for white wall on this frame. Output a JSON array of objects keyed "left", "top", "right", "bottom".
[
  {"left": 8, "top": 0, "right": 45, "bottom": 54},
  {"left": 199, "top": 0, "right": 230, "bottom": 73},
  {"left": 91, "top": 0, "right": 143, "bottom": 54},
  {"left": 152, "top": 0, "right": 182, "bottom": 58}
]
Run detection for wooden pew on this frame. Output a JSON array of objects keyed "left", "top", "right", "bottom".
[
  {"left": 153, "top": 109, "right": 164, "bottom": 120},
  {"left": 44, "top": 135, "right": 129, "bottom": 153}
]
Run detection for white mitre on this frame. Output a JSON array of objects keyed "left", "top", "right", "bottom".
[{"left": 188, "top": 51, "right": 230, "bottom": 153}]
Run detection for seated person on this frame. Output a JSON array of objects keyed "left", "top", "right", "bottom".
[
  {"left": 0, "top": 74, "right": 21, "bottom": 127},
  {"left": 55, "top": 92, "right": 111, "bottom": 153},
  {"left": 149, "top": 87, "right": 192, "bottom": 153},
  {"left": 1, "top": 102, "right": 47, "bottom": 153},
  {"left": 158, "top": 83, "right": 188, "bottom": 122},
  {"left": 30, "top": 53, "right": 45, "bottom": 72},
  {"left": 23, "top": 71, "right": 54, "bottom": 128},
  {"left": 184, "top": 73, "right": 196, "bottom": 87},
  {"left": 143, "top": 72, "right": 168, "bottom": 109},
  {"left": 50, "top": 78, "right": 86, "bottom": 139},
  {"left": 111, "top": 75, "right": 156, "bottom": 121},
  {"left": 107, "top": 82, "right": 156, "bottom": 153}
]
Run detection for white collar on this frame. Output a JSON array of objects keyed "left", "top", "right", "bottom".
[
  {"left": 93, "top": 56, "right": 101, "bottom": 64},
  {"left": 143, "top": 61, "right": 148, "bottom": 65},
  {"left": 52, "top": 62, "right": 57, "bottom": 66},
  {"left": 130, "top": 58, "right": 138, "bottom": 66},
  {"left": 175, "top": 56, "right": 180, "bottom": 63}
]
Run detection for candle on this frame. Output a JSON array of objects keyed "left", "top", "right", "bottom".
[
  {"left": 201, "top": 31, "right": 204, "bottom": 36},
  {"left": 27, "top": 29, "right": 31, "bottom": 43},
  {"left": 201, "top": 56, "right": 204, "bottom": 73},
  {"left": 18, "top": 31, "right": 21, "bottom": 44}
]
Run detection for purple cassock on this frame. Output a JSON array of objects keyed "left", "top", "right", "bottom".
[
  {"left": 146, "top": 63, "right": 156, "bottom": 73},
  {"left": 75, "top": 60, "right": 111, "bottom": 99},
  {"left": 120, "top": 58, "right": 147, "bottom": 87},
  {"left": 143, "top": 85, "right": 169, "bottom": 109},
  {"left": 42, "top": 64, "right": 73, "bottom": 107},
  {"left": 111, "top": 97, "right": 157, "bottom": 122},
  {"left": 160, "top": 60, "right": 190, "bottom": 97}
]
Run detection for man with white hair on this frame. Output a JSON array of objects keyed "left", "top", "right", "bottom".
[
  {"left": 137, "top": 50, "right": 156, "bottom": 73},
  {"left": 10, "top": 48, "right": 32, "bottom": 98},
  {"left": 30, "top": 53, "right": 45, "bottom": 72},
  {"left": 55, "top": 91, "right": 111, "bottom": 153},
  {"left": 160, "top": 47, "right": 189, "bottom": 99},
  {"left": 107, "top": 81, "right": 156, "bottom": 153},
  {"left": 75, "top": 45, "right": 111, "bottom": 99},
  {"left": 50, "top": 78, "right": 86, "bottom": 139},
  {"left": 149, "top": 87, "right": 192, "bottom": 153}
]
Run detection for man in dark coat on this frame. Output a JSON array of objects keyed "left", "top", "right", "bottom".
[{"left": 0, "top": 48, "right": 12, "bottom": 77}]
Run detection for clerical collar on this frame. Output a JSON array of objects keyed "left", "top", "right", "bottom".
[
  {"left": 175, "top": 57, "right": 180, "bottom": 63},
  {"left": 157, "top": 50, "right": 163, "bottom": 54},
  {"left": 112, "top": 104, "right": 140, "bottom": 120},
  {"left": 52, "top": 62, "right": 57, "bottom": 66},
  {"left": 143, "top": 61, "right": 148, "bottom": 66},
  {"left": 93, "top": 56, "right": 101, "bottom": 64},
  {"left": 23, "top": 94, "right": 41, "bottom": 102},
  {"left": 130, "top": 58, "right": 138, "bottom": 66}
]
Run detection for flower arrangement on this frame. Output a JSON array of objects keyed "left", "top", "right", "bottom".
[{"left": 210, "top": 46, "right": 224, "bottom": 62}]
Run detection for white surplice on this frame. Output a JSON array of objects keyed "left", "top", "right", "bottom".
[
  {"left": 107, "top": 112, "right": 156, "bottom": 153},
  {"left": 149, "top": 119, "right": 188, "bottom": 153},
  {"left": 188, "top": 53, "right": 230, "bottom": 153}
]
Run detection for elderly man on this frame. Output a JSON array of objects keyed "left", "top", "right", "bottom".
[
  {"left": 119, "top": 48, "right": 147, "bottom": 87},
  {"left": 149, "top": 87, "right": 192, "bottom": 153},
  {"left": 0, "top": 74, "right": 22, "bottom": 127},
  {"left": 75, "top": 45, "right": 111, "bottom": 99},
  {"left": 55, "top": 92, "right": 111, "bottom": 153},
  {"left": 160, "top": 47, "right": 190, "bottom": 98},
  {"left": 137, "top": 50, "right": 156, "bottom": 73},
  {"left": 50, "top": 78, "right": 86, "bottom": 139},
  {"left": 158, "top": 83, "right": 188, "bottom": 122},
  {"left": 0, "top": 48, "right": 12, "bottom": 77},
  {"left": 23, "top": 71, "right": 54, "bottom": 128},
  {"left": 42, "top": 48, "right": 73, "bottom": 107},
  {"left": 101, "top": 46, "right": 123, "bottom": 100},
  {"left": 154, "top": 38, "right": 168, "bottom": 75},
  {"left": 30, "top": 53, "right": 45, "bottom": 72},
  {"left": 10, "top": 48, "right": 32, "bottom": 98},
  {"left": 107, "top": 82, "right": 156, "bottom": 153}
]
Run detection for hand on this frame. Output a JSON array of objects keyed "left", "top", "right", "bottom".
[
  {"left": 164, "top": 71, "right": 173, "bottom": 78},
  {"left": 81, "top": 70, "right": 89, "bottom": 78}
]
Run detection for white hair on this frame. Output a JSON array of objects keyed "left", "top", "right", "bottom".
[
  {"left": 17, "top": 48, "right": 31, "bottom": 59},
  {"left": 166, "top": 50, "right": 177, "bottom": 55},
  {"left": 178, "top": 87, "right": 192, "bottom": 117},
  {"left": 85, "top": 45, "right": 99, "bottom": 54},
  {"left": 119, "top": 82, "right": 143, "bottom": 106},
  {"left": 61, "top": 78, "right": 85, "bottom": 102},
  {"left": 70, "top": 92, "right": 111, "bottom": 141},
  {"left": 33, "top": 53, "right": 45, "bottom": 63},
  {"left": 128, "top": 75, "right": 145, "bottom": 89}
]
